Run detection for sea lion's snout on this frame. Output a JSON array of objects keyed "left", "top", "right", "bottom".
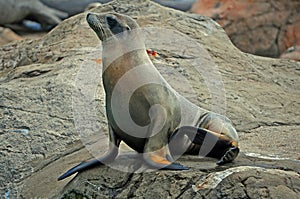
[
  {"left": 86, "top": 13, "right": 99, "bottom": 27},
  {"left": 86, "top": 12, "right": 140, "bottom": 42},
  {"left": 86, "top": 12, "right": 106, "bottom": 41}
]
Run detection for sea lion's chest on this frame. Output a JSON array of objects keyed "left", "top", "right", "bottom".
[{"left": 103, "top": 63, "right": 184, "bottom": 150}]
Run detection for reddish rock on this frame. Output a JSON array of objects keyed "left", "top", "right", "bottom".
[{"left": 191, "top": 0, "right": 300, "bottom": 59}]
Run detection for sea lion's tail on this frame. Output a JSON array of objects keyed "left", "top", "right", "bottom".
[{"left": 57, "top": 159, "right": 102, "bottom": 181}]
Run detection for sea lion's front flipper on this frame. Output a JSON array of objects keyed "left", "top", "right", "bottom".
[
  {"left": 142, "top": 115, "right": 189, "bottom": 170},
  {"left": 58, "top": 126, "right": 121, "bottom": 181},
  {"left": 162, "top": 162, "right": 189, "bottom": 170},
  {"left": 144, "top": 147, "right": 189, "bottom": 170},
  {"left": 57, "top": 144, "right": 119, "bottom": 180},
  {"left": 58, "top": 159, "right": 102, "bottom": 181}
]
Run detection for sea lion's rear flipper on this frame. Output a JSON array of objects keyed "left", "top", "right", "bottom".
[
  {"left": 170, "top": 126, "right": 239, "bottom": 164},
  {"left": 216, "top": 146, "right": 239, "bottom": 165}
]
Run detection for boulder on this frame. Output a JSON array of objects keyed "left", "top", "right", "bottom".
[
  {"left": 191, "top": 0, "right": 300, "bottom": 59},
  {"left": 0, "top": 0, "right": 299, "bottom": 198}
]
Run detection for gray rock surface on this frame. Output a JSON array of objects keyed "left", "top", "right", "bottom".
[
  {"left": 40, "top": 0, "right": 196, "bottom": 16},
  {"left": 0, "top": 0, "right": 299, "bottom": 198}
]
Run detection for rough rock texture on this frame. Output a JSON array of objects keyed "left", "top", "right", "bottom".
[
  {"left": 57, "top": 153, "right": 300, "bottom": 199},
  {"left": 191, "top": 0, "right": 300, "bottom": 58},
  {"left": 0, "top": 0, "right": 299, "bottom": 198}
]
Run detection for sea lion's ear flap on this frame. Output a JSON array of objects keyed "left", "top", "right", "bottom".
[
  {"left": 125, "top": 25, "right": 131, "bottom": 31},
  {"left": 106, "top": 15, "right": 128, "bottom": 35}
]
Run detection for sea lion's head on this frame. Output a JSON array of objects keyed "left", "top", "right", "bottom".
[{"left": 86, "top": 12, "right": 139, "bottom": 41}]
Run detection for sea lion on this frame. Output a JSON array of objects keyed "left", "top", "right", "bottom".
[
  {"left": 58, "top": 12, "right": 239, "bottom": 181},
  {"left": 0, "top": 0, "right": 68, "bottom": 29}
]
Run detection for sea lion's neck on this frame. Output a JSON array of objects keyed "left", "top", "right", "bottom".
[
  {"left": 102, "top": 47, "right": 149, "bottom": 68},
  {"left": 102, "top": 37, "right": 147, "bottom": 68},
  {"left": 102, "top": 48, "right": 152, "bottom": 94}
]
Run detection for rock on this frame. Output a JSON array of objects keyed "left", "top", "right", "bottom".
[
  {"left": 57, "top": 154, "right": 300, "bottom": 198},
  {"left": 0, "top": 0, "right": 299, "bottom": 198},
  {"left": 41, "top": 0, "right": 197, "bottom": 15},
  {"left": 191, "top": 0, "right": 300, "bottom": 59}
]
